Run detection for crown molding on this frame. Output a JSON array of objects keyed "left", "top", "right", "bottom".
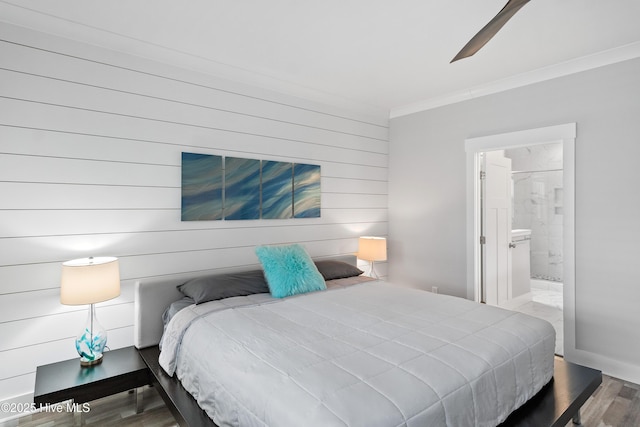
[
  {"left": 3, "top": 0, "right": 638, "bottom": 123},
  {"left": 390, "top": 40, "right": 640, "bottom": 119}
]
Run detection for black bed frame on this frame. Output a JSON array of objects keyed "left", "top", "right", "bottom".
[{"left": 138, "top": 345, "right": 601, "bottom": 427}]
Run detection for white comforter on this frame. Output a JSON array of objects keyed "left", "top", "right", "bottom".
[{"left": 160, "top": 281, "right": 555, "bottom": 427}]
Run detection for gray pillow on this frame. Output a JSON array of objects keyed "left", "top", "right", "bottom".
[
  {"left": 177, "top": 270, "right": 269, "bottom": 304},
  {"left": 162, "top": 296, "right": 195, "bottom": 327},
  {"left": 314, "top": 260, "right": 363, "bottom": 280}
]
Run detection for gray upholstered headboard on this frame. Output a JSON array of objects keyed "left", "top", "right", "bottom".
[{"left": 133, "top": 254, "right": 357, "bottom": 349}]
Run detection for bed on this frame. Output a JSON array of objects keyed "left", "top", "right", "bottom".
[{"left": 134, "top": 253, "right": 601, "bottom": 427}]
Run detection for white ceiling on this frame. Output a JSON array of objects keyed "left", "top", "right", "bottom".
[{"left": 2, "top": 0, "right": 640, "bottom": 118}]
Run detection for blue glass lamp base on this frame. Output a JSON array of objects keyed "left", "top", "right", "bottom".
[
  {"left": 80, "top": 353, "right": 103, "bottom": 367},
  {"left": 76, "top": 303, "right": 107, "bottom": 367},
  {"left": 365, "top": 260, "right": 380, "bottom": 279}
]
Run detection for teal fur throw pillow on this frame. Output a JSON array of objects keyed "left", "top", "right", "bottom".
[{"left": 255, "top": 244, "right": 326, "bottom": 298}]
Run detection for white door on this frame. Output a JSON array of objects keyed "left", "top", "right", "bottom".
[{"left": 483, "top": 151, "right": 512, "bottom": 306}]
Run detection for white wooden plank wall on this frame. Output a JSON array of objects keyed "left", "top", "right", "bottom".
[{"left": 0, "top": 23, "right": 389, "bottom": 408}]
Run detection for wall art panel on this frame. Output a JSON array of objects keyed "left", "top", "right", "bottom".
[
  {"left": 224, "top": 157, "right": 261, "bottom": 220},
  {"left": 181, "top": 152, "right": 223, "bottom": 221},
  {"left": 293, "top": 163, "right": 321, "bottom": 218},
  {"left": 261, "top": 160, "right": 293, "bottom": 219}
]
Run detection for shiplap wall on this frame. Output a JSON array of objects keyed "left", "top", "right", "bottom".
[{"left": 0, "top": 22, "right": 389, "bottom": 409}]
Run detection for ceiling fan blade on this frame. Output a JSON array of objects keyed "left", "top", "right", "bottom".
[{"left": 451, "top": 0, "right": 531, "bottom": 63}]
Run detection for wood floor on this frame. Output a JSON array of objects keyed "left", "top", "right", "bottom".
[
  {"left": 0, "top": 386, "right": 176, "bottom": 427},
  {"left": 565, "top": 373, "right": 640, "bottom": 427},
  {"left": 2, "top": 372, "right": 639, "bottom": 427}
]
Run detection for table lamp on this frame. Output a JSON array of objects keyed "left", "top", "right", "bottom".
[
  {"left": 357, "top": 236, "right": 387, "bottom": 279},
  {"left": 60, "top": 257, "right": 121, "bottom": 366}
]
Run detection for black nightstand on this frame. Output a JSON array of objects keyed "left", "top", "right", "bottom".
[{"left": 34, "top": 346, "right": 151, "bottom": 424}]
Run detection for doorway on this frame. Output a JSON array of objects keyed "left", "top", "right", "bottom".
[
  {"left": 465, "top": 123, "right": 576, "bottom": 357},
  {"left": 480, "top": 145, "right": 564, "bottom": 355}
]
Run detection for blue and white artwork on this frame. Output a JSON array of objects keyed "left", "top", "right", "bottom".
[
  {"left": 293, "top": 163, "right": 321, "bottom": 218},
  {"left": 181, "top": 152, "right": 223, "bottom": 221},
  {"left": 181, "top": 153, "right": 321, "bottom": 221},
  {"left": 224, "top": 157, "right": 261, "bottom": 220},
  {"left": 261, "top": 161, "right": 293, "bottom": 219}
]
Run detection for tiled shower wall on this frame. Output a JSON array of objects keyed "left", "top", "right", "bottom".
[{"left": 507, "top": 143, "right": 563, "bottom": 282}]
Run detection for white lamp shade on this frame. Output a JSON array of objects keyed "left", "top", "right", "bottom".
[
  {"left": 357, "top": 236, "right": 387, "bottom": 261},
  {"left": 60, "top": 257, "right": 121, "bottom": 305}
]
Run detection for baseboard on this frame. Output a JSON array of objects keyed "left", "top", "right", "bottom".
[
  {"left": 565, "top": 347, "right": 640, "bottom": 386},
  {"left": 0, "top": 392, "right": 35, "bottom": 423}
]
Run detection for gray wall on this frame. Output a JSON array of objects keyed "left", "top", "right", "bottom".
[
  {"left": 389, "top": 57, "right": 640, "bottom": 380},
  {"left": 0, "top": 22, "right": 388, "bottom": 408}
]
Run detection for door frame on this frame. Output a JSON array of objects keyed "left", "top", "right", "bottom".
[{"left": 465, "top": 123, "right": 576, "bottom": 354}]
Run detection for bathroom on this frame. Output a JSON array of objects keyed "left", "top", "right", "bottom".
[{"left": 504, "top": 142, "right": 564, "bottom": 355}]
